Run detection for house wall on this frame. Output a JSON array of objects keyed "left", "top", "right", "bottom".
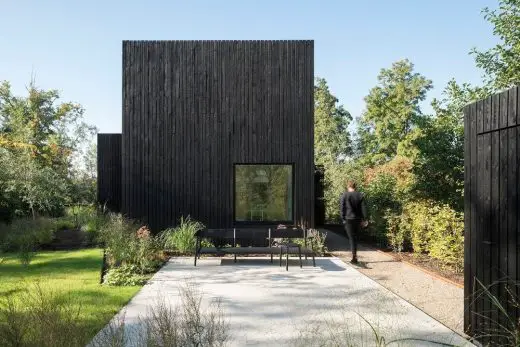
[
  {"left": 97, "top": 133, "right": 122, "bottom": 212},
  {"left": 121, "top": 40, "right": 314, "bottom": 231}
]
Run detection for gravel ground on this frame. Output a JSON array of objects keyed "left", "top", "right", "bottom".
[{"left": 323, "top": 228, "right": 467, "bottom": 338}]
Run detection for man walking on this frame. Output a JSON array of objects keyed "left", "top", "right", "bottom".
[{"left": 339, "top": 180, "right": 368, "bottom": 264}]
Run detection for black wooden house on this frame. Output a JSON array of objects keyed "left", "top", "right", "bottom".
[{"left": 97, "top": 40, "right": 315, "bottom": 231}]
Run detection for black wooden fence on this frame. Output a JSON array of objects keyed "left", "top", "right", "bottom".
[{"left": 464, "top": 86, "right": 519, "bottom": 340}]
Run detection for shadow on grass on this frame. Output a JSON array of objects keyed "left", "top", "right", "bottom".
[{"left": 0, "top": 250, "right": 103, "bottom": 277}]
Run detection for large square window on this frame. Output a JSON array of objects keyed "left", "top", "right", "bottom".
[{"left": 234, "top": 164, "right": 293, "bottom": 222}]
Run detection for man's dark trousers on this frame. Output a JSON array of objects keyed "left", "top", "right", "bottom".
[{"left": 344, "top": 219, "right": 361, "bottom": 260}]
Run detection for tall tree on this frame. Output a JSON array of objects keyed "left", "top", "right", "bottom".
[
  {"left": 313, "top": 77, "right": 353, "bottom": 222},
  {"left": 357, "top": 59, "right": 433, "bottom": 165},
  {"left": 412, "top": 80, "right": 489, "bottom": 211},
  {"left": 314, "top": 77, "right": 352, "bottom": 167},
  {"left": 0, "top": 80, "right": 97, "bottom": 219},
  {"left": 0, "top": 80, "right": 96, "bottom": 176},
  {"left": 471, "top": 0, "right": 520, "bottom": 90}
]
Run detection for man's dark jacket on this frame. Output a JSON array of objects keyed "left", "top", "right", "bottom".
[{"left": 340, "top": 191, "right": 368, "bottom": 221}]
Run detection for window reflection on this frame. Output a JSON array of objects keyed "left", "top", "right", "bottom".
[{"left": 234, "top": 164, "right": 293, "bottom": 222}]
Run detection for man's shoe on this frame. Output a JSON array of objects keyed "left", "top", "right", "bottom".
[{"left": 350, "top": 259, "right": 359, "bottom": 265}]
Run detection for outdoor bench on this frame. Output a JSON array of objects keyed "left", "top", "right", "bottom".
[{"left": 194, "top": 227, "right": 316, "bottom": 270}]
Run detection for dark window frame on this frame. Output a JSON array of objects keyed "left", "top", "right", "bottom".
[{"left": 232, "top": 163, "right": 295, "bottom": 225}]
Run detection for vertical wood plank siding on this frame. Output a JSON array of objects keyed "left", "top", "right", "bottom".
[
  {"left": 464, "top": 86, "right": 519, "bottom": 342},
  {"left": 97, "top": 134, "right": 122, "bottom": 212},
  {"left": 120, "top": 40, "right": 314, "bottom": 231}
]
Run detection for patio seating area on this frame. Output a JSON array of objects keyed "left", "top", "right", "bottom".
[{"left": 194, "top": 226, "right": 316, "bottom": 270}]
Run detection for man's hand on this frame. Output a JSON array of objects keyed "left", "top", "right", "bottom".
[{"left": 361, "top": 220, "right": 369, "bottom": 228}]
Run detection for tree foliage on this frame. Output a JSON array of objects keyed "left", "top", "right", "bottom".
[
  {"left": 314, "top": 77, "right": 354, "bottom": 222},
  {"left": 412, "top": 80, "right": 489, "bottom": 211},
  {"left": 0, "top": 80, "right": 97, "bottom": 222},
  {"left": 471, "top": 0, "right": 520, "bottom": 90},
  {"left": 356, "top": 59, "right": 433, "bottom": 165},
  {"left": 314, "top": 77, "right": 352, "bottom": 167}
]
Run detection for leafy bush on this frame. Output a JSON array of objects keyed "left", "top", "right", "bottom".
[
  {"left": 363, "top": 172, "right": 400, "bottom": 243},
  {"left": 385, "top": 210, "right": 408, "bottom": 253},
  {"left": 425, "top": 204, "right": 464, "bottom": 271},
  {"left": 102, "top": 265, "right": 150, "bottom": 286},
  {"left": 97, "top": 214, "right": 164, "bottom": 283},
  {"left": 65, "top": 205, "right": 95, "bottom": 227},
  {"left": 288, "top": 229, "right": 328, "bottom": 257},
  {"left": 306, "top": 229, "right": 327, "bottom": 256},
  {"left": 54, "top": 218, "right": 76, "bottom": 231},
  {"left": 322, "top": 161, "right": 366, "bottom": 223},
  {"left": 0, "top": 218, "right": 56, "bottom": 261},
  {"left": 62, "top": 205, "right": 107, "bottom": 245},
  {"left": 400, "top": 201, "right": 431, "bottom": 254},
  {"left": 159, "top": 216, "right": 205, "bottom": 253},
  {"left": 387, "top": 200, "right": 464, "bottom": 271}
]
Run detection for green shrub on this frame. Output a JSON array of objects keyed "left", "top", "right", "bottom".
[
  {"left": 364, "top": 173, "right": 400, "bottom": 242},
  {"left": 385, "top": 210, "right": 408, "bottom": 253},
  {"left": 159, "top": 216, "right": 205, "bottom": 253},
  {"left": 54, "top": 218, "right": 76, "bottom": 231},
  {"left": 98, "top": 214, "right": 164, "bottom": 275},
  {"left": 17, "top": 238, "right": 35, "bottom": 267},
  {"left": 288, "top": 229, "right": 328, "bottom": 256},
  {"left": 0, "top": 218, "right": 55, "bottom": 256},
  {"left": 426, "top": 204, "right": 464, "bottom": 271},
  {"left": 81, "top": 214, "right": 108, "bottom": 246},
  {"left": 6, "top": 218, "right": 56, "bottom": 266},
  {"left": 97, "top": 214, "right": 139, "bottom": 266},
  {"left": 63, "top": 205, "right": 107, "bottom": 245},
  {"left": 102, "top": 265, "right": 150, "bottom": 286},
  {"left": 323, "top": 161, "right": 366, "bottom": 223},
  {"left": 399, "top": 201, "right": 431, "bottom": 254},
  {"left": 387, "top": 200, "right": 464, "bottom": 271},
  {"left": 307, "top": 229, "right": 328, "bottom": 256},
  {"left": 65, "top": 205, "right": 95, "bottom": 227}
]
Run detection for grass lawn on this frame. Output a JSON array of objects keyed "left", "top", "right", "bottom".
[{"left": 0, "top": 248, "right": 142, "bottom": 344}]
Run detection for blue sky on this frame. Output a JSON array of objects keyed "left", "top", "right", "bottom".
[{"left": 0, "top": 0, "right": 498, "bottom": 134}]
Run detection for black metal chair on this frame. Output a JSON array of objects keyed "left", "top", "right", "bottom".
[{"left": 270, "top": 226, "right": 315, "bottom": 271}]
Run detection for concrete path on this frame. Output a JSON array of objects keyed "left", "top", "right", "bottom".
[
  {"left": 323, "top": 228, "right": 466, "bottom": 338},
  {"left": 93, "top": 256, "right": 472, "bottom": 346}
]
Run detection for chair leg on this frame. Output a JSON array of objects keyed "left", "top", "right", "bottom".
[
  {"left": 194, "top": 241, "right": 198, "bottom": 266},
  {"left": 286, "top": 248, "right": 289, "bottom": 271},
  {"left": 299, "top": 246, "right": 302, "bottom": 268}
]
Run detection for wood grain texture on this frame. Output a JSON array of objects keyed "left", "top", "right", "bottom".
[
  {"left": 120, "top": 40, "right": 314, "bottom": 231},
  {"left": 97, "top": 134, "right": 122, "bottom": 212},
  {"left": 464, "top": 86, "right": 520, "bottom": 341}
]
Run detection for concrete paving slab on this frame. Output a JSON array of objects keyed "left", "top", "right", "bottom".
[
  {"left": 92, "top": 256, "right": 473, "bottom": 347},
  {"left": 324, "top": 228, "right": 466, "bottom": 337}
]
